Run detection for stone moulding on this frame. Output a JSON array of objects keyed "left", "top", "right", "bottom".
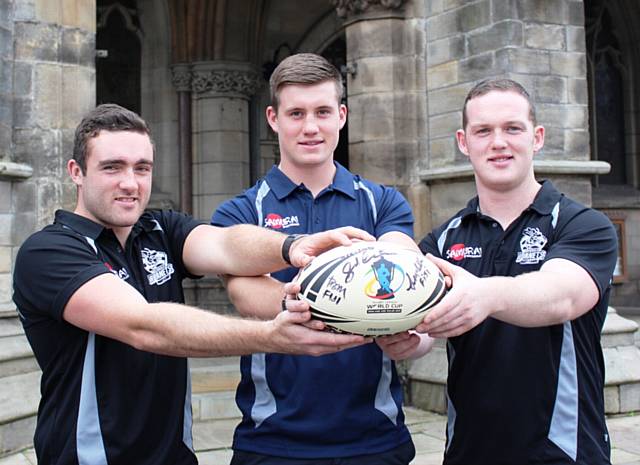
[
  {"left": 171, "top": 63, "right": 262, "bottom": 98},
  {"left": 0, "top": 161, "right": 33, "bottom": 180},
  {"left": 419, "top": 160, "right": 611, "bottom": 182},
  {"left": 333, "top": 0, "right": 407, "bottom": 18}
]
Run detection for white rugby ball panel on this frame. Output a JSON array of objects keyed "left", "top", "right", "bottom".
[{"left": 296, "top": 241, "right": 446, "bottom": 336}]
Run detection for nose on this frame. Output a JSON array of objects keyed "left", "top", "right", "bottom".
[
  {"left": 119, "top": 167, "right": 138, "bottom": 191},
  {"left": 302, "top": 115, "right": 319, "bottom": 134},
  {"left": 490, "top": 129, "right": 508, "bottom": 149}
]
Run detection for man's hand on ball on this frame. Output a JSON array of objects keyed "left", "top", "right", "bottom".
[
  {"left": 415, "top": 254, "right": 492, "bottom": 338},
  {"left": 269, "top": 308, "right": 371, "bottom": 356},
  {"left": 376, "top": 332, "right": 421, "bottom": 360},
  {"left": 288, "top": 227, "right": 375, "bottom": 268}
]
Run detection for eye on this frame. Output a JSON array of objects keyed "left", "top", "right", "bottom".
[
  {"left": 318, "top": 109, "right": 331, "bottom": 117},
  {"left": 475, "top": 128, "right": 490, "bottom": 135},
  {"left": 507, "top": 126, "right": 523, "bottom": 133},
  {"left": 136, "top": 165, "right": 152, "bottom": 173},
  {"left": 290, "top": 111, "right": 303, "bottom": 119}
]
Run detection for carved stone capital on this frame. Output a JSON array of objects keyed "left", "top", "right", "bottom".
[
  {"left": 171, "top": 64, "right": 192, "bottom": 92},
  {"left": 333, "top": 0, "right": 407, "bottom": 18},
  {"left": 171, "top": 62, "right": 263, "bottom": 97}
]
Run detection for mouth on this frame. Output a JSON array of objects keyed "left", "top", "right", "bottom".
[
  {"left": 488, "top": 154, "right": 513, "bottom": 164},
  {"left": 114, "top": 196, "right": 138, "bottom": 204},
  {"left": 298, "top": 140, "right": 323, "bottom": 147}
]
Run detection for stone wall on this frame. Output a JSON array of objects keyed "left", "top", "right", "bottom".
[
  {"left": 0, "top": 0, "right": 96, "bottom": 311},
  {"left": 421, "top": 0, "right": 593, "bottom": 229}
]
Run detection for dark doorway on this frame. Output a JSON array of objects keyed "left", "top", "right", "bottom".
[
  {"left": 96, "top": 0, "right": 142, "bottom": 114},
  {"left": 322, "top": 36, "right": 349, "bottom": 170}
]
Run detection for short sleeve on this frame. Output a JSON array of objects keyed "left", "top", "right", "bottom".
[
  {"left": 418, "top": 231, "right": 441, "bottom": 257},
  {"left": 374, "top": 185, "right": 414, "bottom": 239},
  {"left": 211, "top": 195, "right": 259, "bottom": 227},
  {"left": 13, "top": 229, "right": 111, "bottom": 325},
  {"left": 545, "top": 206, "right": 617, "bottom": 298}
]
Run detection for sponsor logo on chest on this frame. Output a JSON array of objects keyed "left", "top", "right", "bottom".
[
  {"left": 264, "top": 213, "right": 300, "bottom": 229},
  {"left": 446, "top": 243, "right": 483, "bottom": 261},
  {"left": 141, "top": 248, "right": 175, "bottom": 285},
  {"left": 516, "top": 227, "right": 547, "bottom": 265}
]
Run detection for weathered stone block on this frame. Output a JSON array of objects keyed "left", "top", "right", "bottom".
[
  {"left": 0, "top": 2, "right": 13, "bottom": 30},
  {"left": 350, "top": 140, "right": 416, "bottom": 187},
  {"left": 0, "top": 213, "right": 12, "bottom": 245},
  {"left": 427, "top": 61, "right": 458, "bottom": 91},
  {"left": 346, "top": 18, "right": 407, "bottom": 59},
  {"left": 37, "top": 180, "right": 62, "bottom": 227},
  {"left": 410, "top": 380, "right": 447, "bottom": 414},
  {"left": 566, "top": 26, "right": 585, "bottom": 52},
  {"left": 196, "top": 161, "right": 247, "bottom": 197},
  {"left": 14, "top": 0, "right": 36, "bottom": 21},
  {"left": 620, "top": 382, "right": 640, "bottom": 413},
  {"left": 525, "top": 24, "right": 565, "bottom": 50},
  {"left": 426, "top": 10, "right": 457, "bottom": 41},
  {"left": 538, "top": 104, "right": 587, "bottom": 130},
  {"left": 0, "top": 272, "right": 10, "bottom": 302},
  {"left": 496, "top": 47, "right": 550, "bottom": 74},
  {"left": 604, "top": 346, "right": 640, "bottom": 385},
  {"left": 427, "top": 35, "right": 465, "bottom": 67},
  {"left": 392, "top": 92, "right": 427, "bottom": 141},
  {"left": 12, "top": 180, "right": 36, "bottom": 214},
  {"left": 11, "top": 97, "right": 34, "bottom": 128},
  {"left": 34, "top": 63, "right": 62, "bottom": 128},
  {"left": 468, "top": 20, "right": 523, "bottom": 56},
  {"left": 194, "top": 130, "right": 248, "bottom": 164},
  {"left": 36, "top": 0, "right": 61, "bottom": 23},
  {"left": 518, "top": 0, "right": 567, "bottom": 24},
  {"left": 457, "top": 1, "right": 491, "bottom": 32},
  {"left": 532, "top": 75, "right": 566, "bottom": 103},
  {"left": 61, "top": 28, "right": 94, "bottom": 67},
  {"left": 13, "top": 128, "right": 60, "bottom": 176},
  {"left": 429, "top": 112, "right": 461, "bottom": 139},
  {"left": 491, "top": 0, "right": 519, "bottom": 21},
  {"left": 12, "top": 61, "right": 32, "bottom": 98},
  {"left": 0, "top": 246, "right": 10, "bottom": 273},
  {"left": 0, "top": 94, "right": 11, "bottom": 124},
  {"left": 427, "top": 179, "right": 477, "bottom": 226},
  {"left": 62, "top": 65, "right": 94, "bottom": 129},
  {"left": 0, "top": 27, "right": 12, "bottom": 60},
  {"left": 0, "top": 58, "right": 12, "bottom": 95},
  {"left": 564, "top": 129, "right": 589, "bottom": 157},
  {"left": 14, "top": 22, "right": 59, "bottom": 62},
  {"left": 0, "top": 181, "right": 10, "bottom": 212},
  {"left": 541, "top": 129, "right": 564, "bottom": 154},
  {"left": 194, "top": 97, "right": 249, "bottom": 134},
  {"left": 458, "top": 52, "right": 497, "bottom": 81},
  {"left": 567, "top": 77, "right": 588, "bottom": 105},
  {"left": 428, "top": 83, "right": 471, "bottom": 116},
  {"left": 567, "top": 0, "right": 585, "bottom": 26},
  {"left": 549, "top": 51, "right": 586, "bottom": 77},
  {"left": 425, "top": 0, "right": 444, "bottom": 15},
  {"left": 0, "top": 124, "right": 11, "bottom": 158},
  {"left": 604, "top": 385, "right": 620, "bottom": 414}
]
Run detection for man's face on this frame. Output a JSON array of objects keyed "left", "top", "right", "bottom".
[
  {"left": 266, "top": 80, "right": 347, "bottom": 171},
  {"left": 68, "top": 130, "right": 154, "bottom": 231},
  {"left": 456, "top": 90, "right": 544, "bottom": 193}
]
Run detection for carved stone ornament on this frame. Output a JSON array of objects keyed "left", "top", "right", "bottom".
[
  {"left": 332, "top": 0, "right": 407, "bottom": 18},
  {"left": 190, "top": 69, "right": 261, "bottom": 97},
  {"left": 171, "top": 66, "right": 192, "bottom": 92}
]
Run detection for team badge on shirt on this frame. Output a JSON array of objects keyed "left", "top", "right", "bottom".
[
  {"left": 141, "top": 248, "right": 175, "bottom": 285},
  {"left": 516, "top": 227, "right": 548, "bottom": 265},
  {"left": 446, "top": 243, "right": 482, "bottom": 261},
  {"left": 104, "top": 262, "right": 130, "bottom": 281}
]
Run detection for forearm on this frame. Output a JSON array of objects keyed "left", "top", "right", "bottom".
[
  {"left": 126, "top": 302, "right": 277, "bottom": 357},
  {"left": 225, "top": 275, "right": 284, "bottom": 319},
  {"left": 487, "top": 265, "right": 596, "bottom": 327}
]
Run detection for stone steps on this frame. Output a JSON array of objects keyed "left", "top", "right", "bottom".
[
  {"left": 191, "top": 357, "right": 242, "bottom": 421},
  {"left": 0, "top": 371, "right": 40, "bottom": 457}
]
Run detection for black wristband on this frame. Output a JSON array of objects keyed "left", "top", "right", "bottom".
[{"left": 282, "top": 234, "right": 305, "bottom": 266}]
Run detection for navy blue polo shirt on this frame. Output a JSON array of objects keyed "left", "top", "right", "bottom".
[
  {"left": 418, "top": 181, "right": 617, "bottom": 465},
  {"left": 13, "top": 210, "right": 203, "bottom": 465},
  {"left": 212, "top": 162, "right": 415, "bottom": 458}
]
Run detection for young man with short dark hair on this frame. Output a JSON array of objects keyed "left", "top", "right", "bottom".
[{"left": 417, "top": 79, "right": 617, "bottom": 465}]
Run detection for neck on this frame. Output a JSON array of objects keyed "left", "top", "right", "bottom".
[
  {"left": 476, "top": 179, "right": 542, "bottom": 229},
  {"left": 278, "top": 159, "right": 336, "bottom": 197}
]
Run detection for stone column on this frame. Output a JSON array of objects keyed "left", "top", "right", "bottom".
[
  {"left": 189, "top": 62, "right": 261, "bottom": 220},
  {"left": 336, "top": 0, "right": 430, "bottom": 235}
]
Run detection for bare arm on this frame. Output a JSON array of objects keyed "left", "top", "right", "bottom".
[
  {"left": 63, "top": 273, "right": 369, "bottom": 357},
  {"left": 183, "top": 224, "right": 374, "bottom": 276},
  {"left": 224, "top": 274, "right": 286, "bottom": 319},
  {"left": 416, "top": 255, "right": 600, "bottom": 338}
]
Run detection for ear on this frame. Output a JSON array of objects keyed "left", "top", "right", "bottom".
[
  {"left": 338, "top": 104, "right": 347, "bottom": 130},
  {"left": 456, "top": 129, "right": 470, "bottom": 157},
  {"left": 67, "top": 159, "right": 84, "bottom": 186},
  {"left": 266, "top": 106, "right": 278, "bottom": 133},
  {"left": 533, "top": 125, "right": 545, "bottom": 154}
]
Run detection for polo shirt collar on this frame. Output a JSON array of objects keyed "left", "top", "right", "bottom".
[
  {"left": 460, "top": 180, "right": 563, "bottom": 220},
  {"left": 54, "top": 210, "right": 105, "bottom": 240},
  {"left": 264, "top": 162, "right": 356, "bottom": 200}
]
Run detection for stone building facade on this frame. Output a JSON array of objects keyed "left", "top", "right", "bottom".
[{"left": 1, "top": 0, "right": 640, "bottom": 413}]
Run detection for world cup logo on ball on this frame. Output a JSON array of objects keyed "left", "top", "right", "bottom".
[{"left": 371, "top": 257, "right": 396, "bottom": 300}]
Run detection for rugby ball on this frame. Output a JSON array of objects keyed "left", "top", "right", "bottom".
[{"left": 296, "top": 241, "right": 446, "bottom": 336}]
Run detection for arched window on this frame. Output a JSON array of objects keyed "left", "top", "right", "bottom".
[{"left": 96, "top": 0, "right": 142, "bottom": 114}]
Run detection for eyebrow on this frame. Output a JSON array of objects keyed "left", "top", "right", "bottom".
[{"left": 97, "top": 158, "right": 154, "bottom": 166}]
